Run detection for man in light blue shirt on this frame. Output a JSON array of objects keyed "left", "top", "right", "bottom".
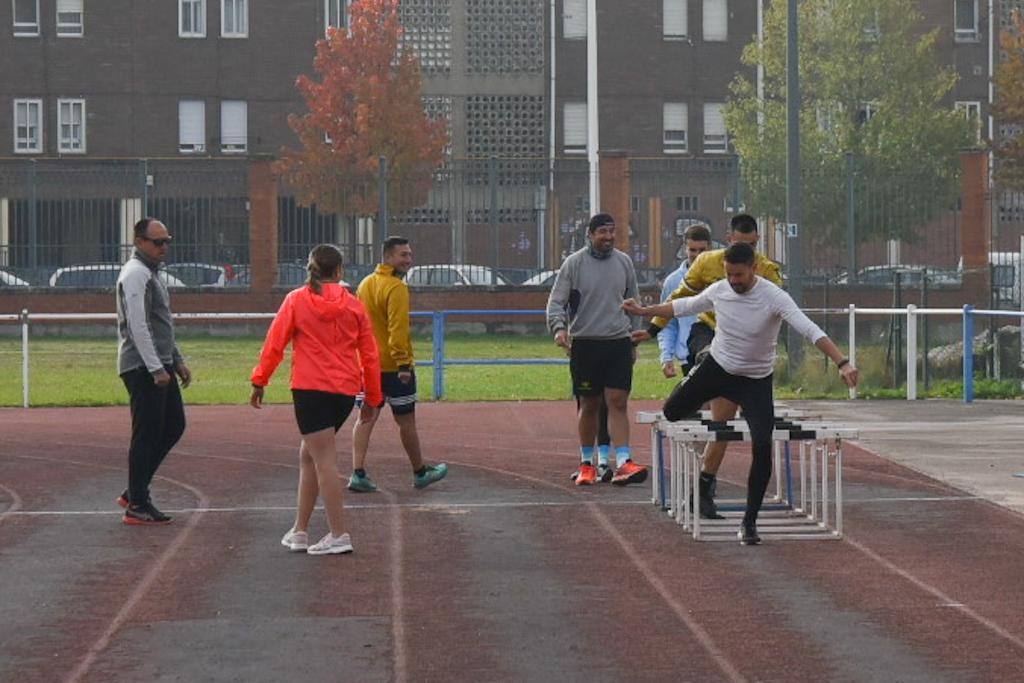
[{"left": 658, "top": 224, "right": 712, "bottom": 378}]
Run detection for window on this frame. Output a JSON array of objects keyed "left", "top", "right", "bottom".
[
  {"left": 702, "top": 0, "right": 727, "bottom": 42},
  {"left": 663, "top": 103, "right": 688, "bottom": 153},
  {"left": 180, "top": 0, "right": 205, "bottom": 37},
  {"left": 220, "top": 100, "right": 247, "bottom": 152},
  {"left": 221, "top": 0, "right": 247, "bottom": 37},
  {"left": 57, "top": 99, "right": 86, "bottom": 153},
  {"left": 703, "top": 103, "right": 727, "bottom": 153},
  {"left": 954, "top": 0, "right": 978, "bottom": 41},
  {"left": 179, "top": 100, "right": 206, "bottom": 153},
  {"left": 863, "top": 8, "right": 880, "bottom": 41},
  {"left": 56, "top": 0, "right": 83, "bottom": 36},
  {"left": 676, "top": 195, "right": 699, "bottom": 212},
  {"left": 13, "top": 0, "right": 39, "bottom": 35},
  {"left": 563, "top": 102, "right": 587, "bottom": 154},
  {"left": 663, "top": 0, "right": 688, "bottom": 39},
  {"left": 325, "top": 0, "right": 351, "bottom": 35},
  {"left": 13, "top": 99, "right": 42, "bottom": 153},
  {"left": 956, "top": 100, "right": 982, "bottom": 142},
  {"left": 563, "top": 0, "right": 586, "bottom": 39},
  {"left": 858, "top": 101, "right": 879, "bottom": 124}
]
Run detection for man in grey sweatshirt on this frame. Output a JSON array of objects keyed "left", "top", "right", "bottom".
[
  {"left": 116, "top": 218, "right": 191, "bottom": 525},
  {"left": 546, "top": 213, "right": 648, "bottom": 486}
]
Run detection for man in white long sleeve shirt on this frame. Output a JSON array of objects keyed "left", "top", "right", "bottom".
[{"left": 623, "top": 242, "right": 858, "bottom": 545}]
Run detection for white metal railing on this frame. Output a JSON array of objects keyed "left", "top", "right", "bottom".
[{"left": 5, "top": 306, "right": 1024, "bottom": 408}]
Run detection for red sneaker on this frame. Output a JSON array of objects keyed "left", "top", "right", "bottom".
[
  {"left": 574, "top": 463, "right": 598, "bottom": 485},
  {"left": 611, "top": 460, "right": 648, "bottom": 486}
]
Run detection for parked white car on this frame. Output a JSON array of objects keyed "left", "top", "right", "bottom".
[
  {"left": 164, "top": 262, "right": 228, "bottom": 287},
  {"left": 0, "top": 269, "right": 30, "bottom": 287},
  {"left": 49, "top": 264, "right": 186, "bottom": 288},
  {"left": 519, "top": 269, "right": 559, "bottom": 287},
  {"left": 404, "top": 264, "right": 511, "bottom": 286}
]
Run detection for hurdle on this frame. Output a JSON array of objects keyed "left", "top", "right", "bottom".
[
  {"left": 638, "top": 407, "right": 813, "bottom": 512},
  {"left": 637, "top": 409, "right": 856, "bottom": 541}
]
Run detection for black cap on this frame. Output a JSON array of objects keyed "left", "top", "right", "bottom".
[{"left": 587, "top": 213, "right": 615, "bottom": 232}]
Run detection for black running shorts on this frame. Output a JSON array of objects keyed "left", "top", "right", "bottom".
[
  {"left": 686, "top": 321, "right": 715, "bottom": 368},
  {"left": 381, "top": 370, "right": 417, "bottom": 416},
  {"left": 569, "top": 337, "right": 634, "bottom": 396},
  {"left": 291, "top": 389, "right": 356, "bottom": 435}
]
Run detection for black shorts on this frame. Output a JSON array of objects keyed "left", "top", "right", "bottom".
[
  {"left": 569, "top": 338, "right": 634, "bottom": 396},
  {"left": 686, "top": 321, "right": 715, "bottom": 368},
  {"left": 292, "top": 389, "right": 356, "bottom": 435},
  {"left": 381, "top": 370, "right": 417, "bottom": 416}
]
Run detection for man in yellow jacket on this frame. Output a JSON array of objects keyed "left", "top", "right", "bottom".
[
  {"left": 633, "top": 215, "right": 782, "bottom": 518},
  {"left": 348, "top": 236, "right": 448, "bottom": 492}
]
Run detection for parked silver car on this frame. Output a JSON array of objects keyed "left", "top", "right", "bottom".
[
  {"left": 0, "top": 269, "right": 30, "bottom": 288},
  {"left": 404, "top": 264, "right": 511, "bottom": 286},
  {"left": 49, "top": 264, "right": 186, "bottom": 288}
]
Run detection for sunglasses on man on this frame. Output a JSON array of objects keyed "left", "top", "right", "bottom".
[{"left": 142, "top": 236, "right": 173, "bottom": 247}]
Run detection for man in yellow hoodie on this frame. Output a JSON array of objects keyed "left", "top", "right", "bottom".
[
  {"left": 348, "top": 236, "right": 448, "bottom": 491},
  {"left": 633, "top": 215, "right": 782, "bottom": 518}
]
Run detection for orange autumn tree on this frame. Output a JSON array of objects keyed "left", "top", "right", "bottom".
[
  {"left": 276, "top": 0, "right": 448, "bottom": 218},
  {"left": 994, "top": 10, "right": 1024, "bottom": 190}
]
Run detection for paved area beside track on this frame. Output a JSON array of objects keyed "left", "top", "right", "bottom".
[{"left": 1, "top": 399, "right": 1022, "bottom": 682}]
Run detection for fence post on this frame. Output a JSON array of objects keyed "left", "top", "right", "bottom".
[
  {"left": 906, "top": 304, "right": 917, "bottom": 400},
  {"left": 28, "top": 160, "right": 38, "bottom": 269},
  {"left": 963, "top": 304, "right": 974, "bottom": 403},
  {"left": 432, "top": 311, "right": 445, "bottom": 400},
  {"left": 845, "top": 151, "right": 855, "bottom": 278},
  {"left": 21, "top": 309, "right": 29, "bottom": 408},
  {"left": 848, "top": 304, "right": 857, "bottom": 399},
  {"left": 488, "top": 156, "right": 499, "bottom": 283},
  {"left": 378, "top": 155, "right": 389, "bottom": 242}
]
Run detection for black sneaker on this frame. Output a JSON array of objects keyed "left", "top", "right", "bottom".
[
  {"left": 698, "top": 474, "right": 725, "bottom": 520},
  {"left": 738, "top": 521, "right": 761, "bottom": 546},
  {"left": 123, "top": 501, "right": 173, "bottom": 525}
]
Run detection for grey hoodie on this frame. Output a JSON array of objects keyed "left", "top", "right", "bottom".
[
  {"left": 117, "top": 249, "right": 183, "bottom": 375},
  {"left": 546, "top": 245, "right": 640, "bottom": 340}
]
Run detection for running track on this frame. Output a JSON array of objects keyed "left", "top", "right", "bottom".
[{"left": 0, "top": 401, "right": 1022, "bottom": 682}]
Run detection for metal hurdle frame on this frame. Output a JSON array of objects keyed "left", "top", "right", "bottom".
[
  {"left": 637, "top": 410, "right": 854, "bottom": 542},
  {"left": 638, "top": 408, "right": 812, "bottom": 514}
]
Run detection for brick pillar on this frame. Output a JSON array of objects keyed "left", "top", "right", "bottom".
[
  {"left": 248, "top": 157, "right": 278, "bottom": 296},
  {"left": 960, "top": 151, "right": 991, "bottom": 305},
  {"left": 599, "top": 151, "right": 630, "bottom": 251}
]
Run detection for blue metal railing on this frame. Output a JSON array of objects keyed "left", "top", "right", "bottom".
[{"left": 412, "top": 309, "right": 564, "bottom": 400}]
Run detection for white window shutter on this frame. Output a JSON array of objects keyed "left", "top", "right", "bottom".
[
  {"left": 702, "top": 0, "right": 727, "bottom": 41},
  {"left": 179, "top": 100, "right": 206, "bottom": 152},
  {"left": 703, "top": 102, "right": 727, "bottom": 153},
  {"left": 663, "top": 0, "right": 687, "bottom": 37},
  {"left": 221, "top": 100, "right": 247, "bottom": 152},
  {"left": 563, "top": 0, "right": 586, "bottom": 39},
  {"left": 563, "top": 102, "right": 587, "bottom": 152},
  {"left": 664, "top": 102, "right": 688, "bottom": 152}
]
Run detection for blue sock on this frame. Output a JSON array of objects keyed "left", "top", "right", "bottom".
[
  {"left": 580, "top": 446, "right": 595, "bottom": 464},
  {"left": 597, "top": 445, "right": 610, "bottom": 466},
  {"left": 615, "top": 446, "right": 631, "bottom": 468}
]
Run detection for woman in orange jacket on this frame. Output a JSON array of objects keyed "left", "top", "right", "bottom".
[{"left": 250, "top": 244, "right": 383, "bottom": 555}]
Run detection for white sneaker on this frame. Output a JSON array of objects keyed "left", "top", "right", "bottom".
[
  {"left": 307, "top": 532, "right": 354, "bottom": 555},
  {"left": 280, "top": 528, "right": 309, "bottom": 552}
]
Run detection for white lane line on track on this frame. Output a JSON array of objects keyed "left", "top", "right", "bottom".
[
  {"left": 6, "top": 495, "right": 978, "bottom": 517},
  {"left": 444, "top": 458, "right": 747, "bottom": 682},
  {"left": 0, "top": 482, "right": 24, "bottom": 523},
  {"left": 844, "top": 536, "right": 1024, "bottom": 653},
  {"left": 64, "top": 475, "right": 210, "bottom": 683},
  {"left": 0, "top": 452, "right": 211, "bottom": 683},
  {"left": 588, "top": 503, "right": 747, "bottom": 683},
  {"left": 383, "top": 488, "right": 408, "bottom": 683}
]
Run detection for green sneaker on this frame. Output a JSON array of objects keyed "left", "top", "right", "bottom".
[
  {"left": 413, "top": 463, "right": 448, "bottom": 489},
  {"left": 348, "top": 472, "right": 378, "bottom": 493}
]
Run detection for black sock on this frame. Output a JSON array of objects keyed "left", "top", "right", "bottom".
[
  {"left": 355, "top": 468, "right": 366, "bottom": 477},
  {"left": 414, "top": 466, "right": 427, "bottom": 476}
]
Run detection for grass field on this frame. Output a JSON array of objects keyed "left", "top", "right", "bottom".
[{"left": 0, "top": 333, "right": 1017, "bottom": 407}]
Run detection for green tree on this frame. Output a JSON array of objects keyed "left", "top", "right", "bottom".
[
  {"left": 993, "top": 10, "right": 1024, "bottom": 190},
  {"left": 276, "top": 0, "right": 448, "bottom": 218},
  {"left": 726, "top": 0, "right": 975, "bottom": 246}
]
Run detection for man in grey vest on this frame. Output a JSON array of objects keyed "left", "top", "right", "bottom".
[{"left": 116, "top": 218, "right": 191, "bottom": 525}]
